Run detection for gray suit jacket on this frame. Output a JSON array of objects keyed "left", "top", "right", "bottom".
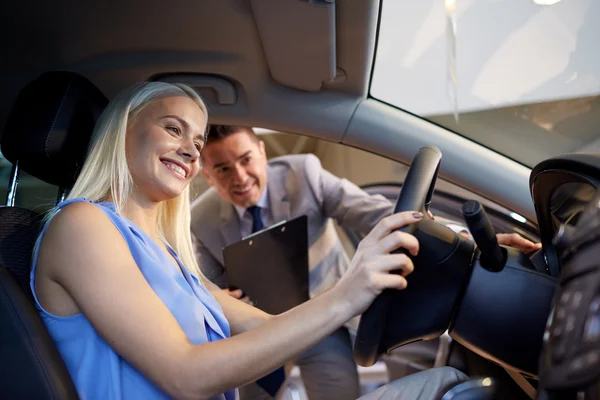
[{"left": 190, "top": 154, "right": 394, "bottom": 300}]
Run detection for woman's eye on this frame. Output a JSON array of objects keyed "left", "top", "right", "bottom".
[
  {"left": 167, "top": 126, "right": 181, "bottom": 135},
  {"left": 194, "top": 142, "right": 202, "bottom": 151}
]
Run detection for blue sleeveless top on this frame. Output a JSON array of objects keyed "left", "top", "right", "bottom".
[{"left": 30, "top": 198, "right": 237, "bottom": 400}]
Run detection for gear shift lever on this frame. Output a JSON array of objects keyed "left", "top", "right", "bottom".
[{"left": 462, "top": 200, "right": 507, "bottom": 272}]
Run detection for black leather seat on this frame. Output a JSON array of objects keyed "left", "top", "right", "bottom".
[{"left": 0, "top": 71, "right": 108, "bottom": 398}]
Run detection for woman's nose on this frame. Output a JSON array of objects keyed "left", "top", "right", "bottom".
[{"left": 178, "top": 139, "right": 200, "bottom": 161}]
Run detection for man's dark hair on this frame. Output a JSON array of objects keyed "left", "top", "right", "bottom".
[{"left": 205, "top": 125, "right": 258, "bottom": 147}]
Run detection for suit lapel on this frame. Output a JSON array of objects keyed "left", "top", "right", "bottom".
[
  {"left": 219, "top": 199, "right": 241, "bottom": 246},
  {"left": 267, "top": 164, "right": 291, "bottom": 223}
]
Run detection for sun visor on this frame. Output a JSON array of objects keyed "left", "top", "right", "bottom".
[{"left": 251, "top": 0, "right": 337, "bottom": 92}]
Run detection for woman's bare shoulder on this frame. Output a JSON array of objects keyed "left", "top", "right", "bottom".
[{"left": 39, "top": 201, "right": 130, "bottom": 278}]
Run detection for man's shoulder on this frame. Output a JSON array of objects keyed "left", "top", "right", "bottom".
[
  {"left": 190, "top": 187, "right": 224, "bottom": 223},
  {"left": 267, "top": 154, "right": 326, "bottom": 204},
  {"left": 267, "top": 153, "right": 321, "bottom": 177}
]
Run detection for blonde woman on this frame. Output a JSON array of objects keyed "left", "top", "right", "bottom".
[{"left": 30, "top": 81, "right": 466, "bottom": 400}]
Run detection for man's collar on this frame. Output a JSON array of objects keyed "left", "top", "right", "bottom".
[{"left": 233, "top": 186, "right": 269, "bottom": 219}]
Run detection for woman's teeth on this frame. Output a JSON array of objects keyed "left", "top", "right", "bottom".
[{"left": 163, "top": 161, "right": 186, "bottom": 178}]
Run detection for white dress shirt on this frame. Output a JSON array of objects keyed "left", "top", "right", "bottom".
[{"left": 233, "top": 187, "right": 271, "bottom": 238}]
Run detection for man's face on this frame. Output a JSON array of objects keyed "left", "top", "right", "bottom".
[{"left": 201, "top": 131, "right": 268, "bottom": 208}]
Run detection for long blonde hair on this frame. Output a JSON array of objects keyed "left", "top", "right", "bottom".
[{"left": 52, "top": 81, "right": 207, "bottom": 277}]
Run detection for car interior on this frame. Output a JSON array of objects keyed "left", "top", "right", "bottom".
[{"left": 1, "top": 1, "right": 599, "bottom": 399}]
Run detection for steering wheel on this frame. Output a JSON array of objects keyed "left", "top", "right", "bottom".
[{"left": 353, "top": 145, "right": 456, "bottom": 366}]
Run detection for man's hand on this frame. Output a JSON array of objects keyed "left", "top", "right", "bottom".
[
  {"left": 428, "top": 210, "right": 541, "bottom": 253},
  {"left": 496, "top": 233, "right": 542, "bottom": 254},
  {"left": 223, "top": 288, "right": 253, "bottom": 305},
  {"left": 460, "top": 230, "right": 541, "bottom": 253}
]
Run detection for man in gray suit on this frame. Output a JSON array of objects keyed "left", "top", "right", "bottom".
[
  {"left": 191, "top": 125, "right": 392, "bottom": 399},
  {"left": 190, "top": 125, "right": 541, "bottom": 399}
]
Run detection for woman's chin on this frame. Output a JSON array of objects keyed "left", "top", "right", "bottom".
[
  {"left": 140, "top": 186, "right": 186, "bottom": 204},
  {"left": 130, "top": 176, "right": 189, "bottom": 204},
  {"left": 160, "top": 187, "right": 186, "bottom": 201}
]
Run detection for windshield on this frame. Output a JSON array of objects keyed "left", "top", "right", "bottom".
[{"left": 370, "top": 0, "right": 600, "bottom": 167}]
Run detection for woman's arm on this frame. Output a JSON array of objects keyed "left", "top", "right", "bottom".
[
  {"left": 205, "top": 280, "right": 272, "bottom": 334},
  {"left": 37, "top": 202, "right": 420, "bottom": 399},
  {"left": 193, "top": 231, "right": 270, "bottom": 335}
]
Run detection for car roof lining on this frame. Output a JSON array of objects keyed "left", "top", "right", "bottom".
[
  {"left": 1, "top": 0, "right": 376, "bottom": 128},
  {"left": 1, "top": 0, "right": 537, "bottom": 220}
]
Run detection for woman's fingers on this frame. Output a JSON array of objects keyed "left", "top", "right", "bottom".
[
  {"left": 364, "top": 211, "right": 423, "bottom": 244},
  {"left": 376, "top": 230, "right": 420, "bottom": 256},
  {"left": 350, "top": 210, "right": 422, "bottom": 298},
  {"left": 372, "top": 273, "right": 408, "bottom": 291},
  {"left": 370, "top": 253, "right": 415, "bottom": 277}
]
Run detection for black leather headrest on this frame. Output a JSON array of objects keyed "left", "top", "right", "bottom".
[{"left": 1, "top": 72, "right": 108, "bottom": 188}]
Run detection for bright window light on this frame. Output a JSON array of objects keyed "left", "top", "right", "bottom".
[
  {"left": 253, "top": 128, "right": 280, "bottom": 135},
  {"left": 510, "top": 212, "right": 527, "bottom": 223},
  {"left": 533, "top": 0, "right": 562, "bottom": 5}
]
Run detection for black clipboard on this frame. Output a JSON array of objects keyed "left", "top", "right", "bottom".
[{"left": 223, "top": 215, "right": 309, "bottom": 315}]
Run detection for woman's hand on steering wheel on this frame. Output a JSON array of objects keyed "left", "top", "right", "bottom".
[{"left": 333, "top": 211, "right": 423, "bottom": 319}]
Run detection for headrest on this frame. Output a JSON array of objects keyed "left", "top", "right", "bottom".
[{"left": 1, "top": 71, "right": 108, "bottom": 188}]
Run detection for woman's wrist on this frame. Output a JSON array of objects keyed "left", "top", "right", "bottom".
[{"left": 321, "top": 282, "right": 356, "bottom": 327}]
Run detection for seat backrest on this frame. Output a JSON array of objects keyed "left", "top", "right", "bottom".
[
  {"left": 0, "top": 207, "right": 43, "bottom": 298},
  {"left": 0, "top": 71, "right": 108, "bottom": 398}
]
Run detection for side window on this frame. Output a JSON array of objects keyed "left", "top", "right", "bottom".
[
  {"left": 0, "top": 152, "right": 58, "bottom": 213},
  {"left": 191, "top": 129, "right": 539, "bottom": 256},
  {"left": 190, "top": 129, "right": 407, "bottom": 194}
]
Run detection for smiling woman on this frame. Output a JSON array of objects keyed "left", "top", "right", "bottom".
[
  {"left": 124, "top": 97, "right": 206, "bottom": 202},
  {"left": 64, "top": 82, "right": 207, "bottom": 275},
  {"left": 27, "top": 80, "right": 467, "bottom": 400}
]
